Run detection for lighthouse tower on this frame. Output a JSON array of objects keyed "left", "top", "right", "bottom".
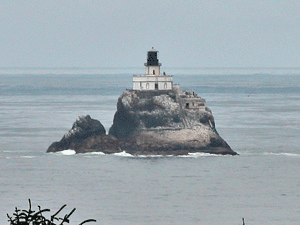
[
  {"left": 144, "top": 47, "right": 161, "bottom": 75},
  {"left": 133, "top": 47, "right": 173, "bottom": 90}
]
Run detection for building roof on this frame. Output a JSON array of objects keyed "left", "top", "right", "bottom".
[{"left": 148, "top": 47, "right": 158, "bottom": 52}]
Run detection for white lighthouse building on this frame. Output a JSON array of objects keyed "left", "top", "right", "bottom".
[{"left": 133, "top": 48, "right": 173, "bottom": 90}]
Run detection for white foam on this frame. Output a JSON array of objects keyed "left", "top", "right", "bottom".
[
  {"left": 280, "top": 153, "right": 300, "bottom": 157},
  {"left": 21, "top": 156, "right": 36, "bottom": 159},
  {"left": 88, "top": 152, "right": 105, "bottom": 155},
  {"left": 114, "top": 152, "right": 174, "bottom": 157},
  {"left": 179, "top": 152, "right": 220, "bottom": 158},
  {"left": 264, "top": 152, "right": 300, "bottom": 157},
  {"left": 137, "top": 155, "right": 171, "bottom": 158},
  {"left": 113, "top": 151, "right": 133, "bottom": 157},
  {"left": 81, "top": 152, "right": 106, "bottom": 157},
  {"left": 113, "top": 152, "right": 221, "bottom": 158},
  {"left": 60, "top": 149, "right": 76, "bottom": 155}
]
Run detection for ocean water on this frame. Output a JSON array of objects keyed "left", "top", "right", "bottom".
[{"left": 1, "top": 68, "right": 300, "bottom": 224}]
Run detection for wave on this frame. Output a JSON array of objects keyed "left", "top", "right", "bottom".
[
  {"left": 58, "top": 149, "right": 76, "bottom": 155},
  {"left": 20, "top": 156, "right": 36, "bottom": 159},
  {"left": 112, "top": 151, "right": 222, "bottom": 158},
  {"left": 137, "top": 154, "right": 173, "bottom": 158},
  {"left": 85, "top": 152, "right": 105, "bottom": 155},
  {"left": 263, "top": 152, "right": 300, "bottom": 157},
  {"left": 81, "top": 152, "right": 106, "bottom": 158},
  {"left": 113, "top": 151, "right": 133, "bottom": 157},
  {"left": 48, "top": 150, "right": 227, "bottom": 158},
  {"left": 179, "top": 152, "right": 220, "bottom": 158},
  {"left": 2, "top": 150, "right": 28, "bottom": 153}
]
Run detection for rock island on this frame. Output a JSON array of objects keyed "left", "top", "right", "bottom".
[{"left": 47, "top": 48, "right": 237, "bottom": 155}]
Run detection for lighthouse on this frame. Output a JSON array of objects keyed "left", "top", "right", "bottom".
[
  {"left": 144, "top": 47, "right": 161, "bottom": 75},
  {"left": 133, "top": 47, "right": 173, "bottom": 90}
]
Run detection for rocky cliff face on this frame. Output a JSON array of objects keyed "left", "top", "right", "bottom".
[
  {"left": 109, "top": 90, "right": 181, "bottom": 138},
  {"left": 47, "top": 87, "right": 237, "bottom": 155},
  {"left": 108, "top": 87, "right": 235, "bottom": 155},
  {"left": 109, "top": 89, "right": 215, "bottom": 135},
  {"left": 47, "top": 115, "right": 108, "bottom": 153}
]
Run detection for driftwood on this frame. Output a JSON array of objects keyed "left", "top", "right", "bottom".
[{"left": 7, "top": 199, "right": 96, "bottom": 225}]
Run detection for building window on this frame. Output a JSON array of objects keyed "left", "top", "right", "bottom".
[
  {"left": 164, "top": 83, "right": 167, "bottom": 89},
  {"left": 146, "top": 83, "right": 149, "bottom": 89},
  {"left": 186, "top": 103, "right": 189, "bottom": 109},
  {"left": 153, "top": 70, "right": 155, "bottom": 75}
]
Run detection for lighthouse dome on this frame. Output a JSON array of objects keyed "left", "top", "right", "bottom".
[{"left": 148, "top": 47, "right": 158, "bottom": 52}]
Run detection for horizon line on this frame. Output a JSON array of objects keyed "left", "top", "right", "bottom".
[{"left": 1, "top": 66, "right": 300, "bottom": 70}]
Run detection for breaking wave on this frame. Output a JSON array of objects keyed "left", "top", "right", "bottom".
[
  {"left": 84, "top": 152, "right": 105, "bottom": 155},
  {"left": 112, "top": 151, "right": 220, "bottom": 158},
  {"left": 263, "top": 152, "right": 300, "bottom": 157},
  {"left": 137, "top": 155, "right": 173, "bottom": 158},
  {"left": 49, "top": 150, "right": 228, "bottom": 158},
  {"left": 113, "top": 151, "right": 133, "bottom": 157},
  {"left": 179, "top": 152, "right": 220, "bottom": 158},
  {"left": 88, "top": 152, "right": 105, "bottom": 155},
  {"left": 20, "top": 156, "right": 36, "bottom": 159},
  {"left": 59, "top": 149, "right": 76, "bottom": 155}
]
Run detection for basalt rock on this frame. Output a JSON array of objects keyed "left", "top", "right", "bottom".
[
  {"left": 47, "top": 115, "right": 109, "bottom": 153},
  {"left": 109, "top": 88, "right": 236, "bottom": 155},
  {"left": 47, "top": 88, "right": 237, "bottom": 155}
]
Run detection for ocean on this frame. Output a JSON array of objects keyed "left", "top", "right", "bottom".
[{"left": 0, "top": 68, "right": 300, "bottom": 224}]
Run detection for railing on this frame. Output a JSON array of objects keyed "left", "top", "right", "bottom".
[{"left": 144, "top": 63, "right": 162, "bottom": 66}]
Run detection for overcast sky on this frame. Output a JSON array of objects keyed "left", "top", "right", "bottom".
[{"left": 0, "top": 1, "right": 299, "bottom": 68}]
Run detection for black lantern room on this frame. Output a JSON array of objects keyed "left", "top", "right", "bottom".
[{"left": 145, "top": 47, "right": 162, "bottom": 66}]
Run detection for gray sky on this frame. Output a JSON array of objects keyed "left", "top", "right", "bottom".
[{"left": 0, "top": 0, "right": 299, "bottom": 68}]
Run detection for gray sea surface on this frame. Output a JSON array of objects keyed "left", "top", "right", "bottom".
[{"left": 0, "top": 69, "right": 300, "bottom": 224}]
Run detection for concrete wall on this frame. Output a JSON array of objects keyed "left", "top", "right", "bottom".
[
  {"left": 158, "top": 81, "right": 172, "bottom": 90},
  {"left": 180, "top": 98, "right": 206, "bottom": 109},
  {"left": 133, "top": 76, "right": 173, "bottom": 82},
  {"left": 133, "top": 75, "right": 173, "bottom": 90},
  {"left": 145, "top": 66, "right": 160, "bottom": 75}
]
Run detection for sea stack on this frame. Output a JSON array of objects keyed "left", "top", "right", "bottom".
[{"left": 47, "top": 48, "right": 237, "bottom": 155}]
